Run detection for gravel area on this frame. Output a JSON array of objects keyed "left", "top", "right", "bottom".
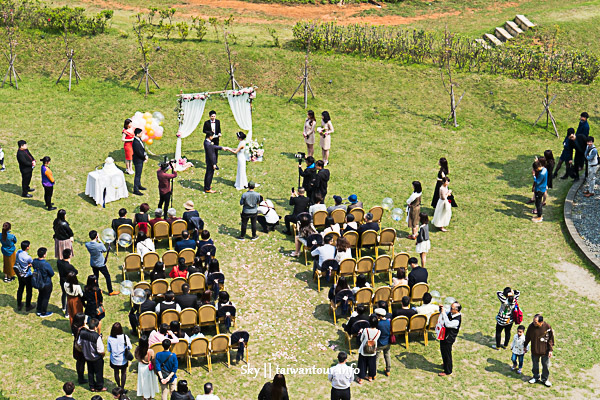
[{"left": 572, "top": 177, "right": 600, "bottom": 257}]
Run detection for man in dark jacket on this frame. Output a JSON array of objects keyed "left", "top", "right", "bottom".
[
  {"left": 357, "top": 213, "right": 380, "bottom": 237},
  {"left": 132, "top": 128, "right": 148, "bottom": 195},
  {"left": 157, "top": 161, "right": 177, "bottom": 216},
  {"left": 202, "top": 111, "right": 222, "bottom": 169},
  {"left": 284, "top": 187, "right": 310, "bottom": 235},
  {"left": 32, "top": 247, "right": 54, "bottom": 317},
  {"left": 439, "top": 302, "right": 462, "bottom": 376},
  {"left": 315, "top": 160, "right": 330, "bottom": 201},
  {"left": 129, "top": 289, "right": 156, "bottom": 335},
  {"left": 77, "top": 318, "right": 106, "bottom": 392},
  {"left": 57, "top": 248, "right": 77, "bottom": 314},
  {"left": 524, "top": 314, "right": 554, "bottom": 387},
  {"left": 342, "top": 304, "right": 369, "bottom": 334},
  {"left": 111, "top": 208, "right": 133, "bottom": 234},
  {"left": 298, "top": 156, "right": 317, "bottom": 200},
  {"left": 407, "top": 257, "right": 428, "bottom": 288},
  {"left": 175, "top": 284, "right": 199, "bottom": 310},
  {"left": 204, "top": 132, "right": 227, "bottom": 193},
  {"left": 16, "top": 140, "right": 35, "bottom": 197}
]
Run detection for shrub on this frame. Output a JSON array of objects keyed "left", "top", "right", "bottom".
[
  {"left": 192, "top": 16, "right": 207, "bottom": 41},
  {"left": 177, "top": 21, "right": 189, "bottom": 40}
]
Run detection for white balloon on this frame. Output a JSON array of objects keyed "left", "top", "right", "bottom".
[
  {"left": 134, "top": 111, "right": 143, "bottom": 119},
  {"left": 118, "top": 233, "right": 132, "bottom": 247},
  {"left": 132, "top": 288, "right": 147, "bottom": 305},
  {"left": 152, "top": 111, "right": 165, "bottom": 122},
  {"left": 100, "top": 228, "right": 116, "bottom": 243},
  {"left": 391, "top": 208, "right": 403, "bottom": 221},
  {"left": 382, "top": 197, "right": 394, "bottom": 211}
]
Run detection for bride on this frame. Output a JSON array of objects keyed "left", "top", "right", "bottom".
[{"left": 229, "top": 131, "right": 249, "bottom": 190}]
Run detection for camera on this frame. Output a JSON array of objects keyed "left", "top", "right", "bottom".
[{"left": 294, "top": 152, "right": 306, "bottom": 161}]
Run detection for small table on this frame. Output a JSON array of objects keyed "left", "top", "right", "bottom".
[{"left": 85, "top": 168, "right": 128, "bottom": 206}]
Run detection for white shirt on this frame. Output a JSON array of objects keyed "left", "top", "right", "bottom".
[
  {"left": 137, "top": 238, "right": 155, "bottom": 257},
  {"left": 322, "top": 224, "right": 341, "bottom": 238},
  {"left": 197, "top": 394, "right": 220, "bottom": 400},
  {"left": 64, "top": 282, "right": 83, "bottom": 297},
  {"left": 258, "top": 200, "right": 279, "bottom": 224},
  {"left": 210, "top": 121, "right": 216, "bottom": 133},
  {"left": 415, "top": 303, "right": 439, "bottom": 322},
  {"left": 328, "top": 363, "right": 354, "bottom": 389},
  {"left": 406, "top": 191, "right": 422, "bottom": 205},
  {"left": 335, "top": 248, "right": 352, "bottom": 264},
  {"left": 311, "top": 244, "right": 336, "bottom": 266},
  {"left": 511, "top": 333, "right": 528, "bottom": 355},
  {"left": 309, "top": 204, "right": 327, "bottom": 216}
]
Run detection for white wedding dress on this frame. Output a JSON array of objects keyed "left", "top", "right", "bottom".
[{"left": 234, "top": 141, "right": 248, "bottom": 190}]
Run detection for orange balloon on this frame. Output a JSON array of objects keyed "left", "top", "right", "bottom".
[
  {"left": 147, "top": 139, "right": 154, "bottom": 145},
  {"left": 147, "top": 130, "right": 155, "bottom": 137}
]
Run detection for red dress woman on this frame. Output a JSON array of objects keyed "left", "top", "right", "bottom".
[{"left": 122, "top": 118, "right": 134, "bottom": 174}]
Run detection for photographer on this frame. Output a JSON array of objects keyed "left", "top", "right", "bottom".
[
  {"left": 493, "top": 287, "right": 520, "bottom": 350},
  {"left": 298, "top": 156, "right": 317, "bottom": 200},
  {"left": 284, "top": 187, "right": 310, "bottom": 235},
  {"left": 157, "top": 161, "right": 177, "bottom": 217},
  {"left": 315, "top": 160, "right": 330, "bottom": 202}
]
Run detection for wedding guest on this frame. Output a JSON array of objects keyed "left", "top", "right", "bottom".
[
  {"left": 258, "top": 374, "right": 289, "bottom": 400},
  {"left": 584, "top": 137, "right": 598, "bottom": 197},
  {"left": 107, "top": 322, "right": 132, "bottom": 389},
  {"left": 77, "top": 318, "right": 107, "bottom": 392},
  {"left": 134, "top": 203, "right": 151, "bottom": 226},
  {"left": 82, "top": 275, "right": 105, "bottom": 333},
  {"left": 182, "top": 200, "right": 203, "bottom": 239},
  {"left": 439, "top": 302, "right": 462, "bottom": 377},
  {"left": 1, "top": 222, "right": 17, "bottom": 282},
  {"left": 309, "top": 193, "right": 327, "bottom": 216},
  {"left": 122, "top": 118, "right": 135, "bottom": 175},
  {"left": 40, "top": 156, "right": 56, "bottom": 210},
  {"left": 431, "top": 157, "right": 449, "bottom": 208},
  {"left": 157, "top": 161, "right": 177, "bottom": 217},
  {"left": 14, "top": 240, "right": 33, "bottom": 311},
  {"left": 239, "top": 182, "right": 261, "bottom": 240},
  {"left": 132, "top": 128, "right": 147, "bottom": 196},
  {"left": 328, "top": 352, "right": 354, "bottom": 400},
  {"left": 135, "top": 335, "right": 159, "bottom": 400},
  {"left": 166, "top": 208, "right": 181, "bottom": 225},
  {"left": 257, "top": 198, "right": 280, "bottom": 233},
  {"left": 32, "top": 247, "right": 54, "bottom": 317},
  {"left": 57, "top": 248, "right": 77, "bottom": 315},
  {"left": 169, "top": 259, "right": 189, "bottom": 279},
  {"left": 291, "top": 214, "right": 316, "bottom": 257},
  {"left": 574, "top": 112, "right": 590, "bottom": 172},
  {"left": 171, "top": 380, "right": 194, "bottom": 400},
  {"left": 319, "top": 111, "right": 334, "bottom": 166},
  {"left": 56, "top": 381, "right": 75, "bottom": 400},
  {"left": 53, "top": 209, "right": 74, "bottom": 260},
  {"left": 335, "top": 237, "right": 352, "bottom": 263},
  {"left": 196, "top": 382, "right": 219, "bottom": 400},
  {"left": 327, "top": 195, "right": 347, "bottom": 214},
  {"left": 150, "top": 261, "right": 166, "bottom": 282},
  {"left": 197, "top": 230, "right": 214, "bottom": 251},
  {"left": 155, "top": 339, "right": 178, "bottom": 399},
  {"left": 544, "top": 150, "right": 556, "bottom": 193},
  {"left": 284, "top": 187, "right": 310, "bottom": 235},
  {"left": 71, "top": 312, "right": 88, "bottom": 384},
  {"left": 342, "top": 214, "right": 357, "bottom": 233},
  {"left": 391, "top": 267, "right": 408, "bottom": 287},
  {"left": 136, "top": 231, "right": 156, "bottom": 258},
  {"left": 415, "top": 213, "right": 431, "bottom": 267},
  {"left": 202, "top": 111, "right": 222, "bottom": 169},
  {"left": 174, "top": 231, "right": 195, "bottom": 252},
  {"left": 554, "top": 128, "right": 575, "bottom": 179},
  {"left": 406, "top": 181, "right": 422, "bottom": 239},
  {"left": 303, "top": 110, "right": 317, "bottom": 157},
  {"left": 356, "top": 315, "right": 380, "bottom": 384},
  {"left": 149, "top": 209, "right": 166, "bottom": 227},
  {"left": 64, "top": 271, "right": 83, "bottom": 326},
  {"left": 16, "top": 140, "right": 36, "bottom": 198},
  {"left": 346, "top": 194, "right": 363, "bottom": 213},
  {"left": 112, "top": 208, "right": 133, "bottom": 234},
  {"left": 432, "top": 177, "right": 452, "bottom": 231},
  {"left": 85, "top": 230, "right": 118, "bottom": 296},
  {"left": 322, "top": 216, "right": 340, "bottom": 238}
]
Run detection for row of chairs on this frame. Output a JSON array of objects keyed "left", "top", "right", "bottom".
[
  {"left": 315, "top": 206, "right": 384, "bottom": 228},
  {"left": 116, "top": 220, "right": 189, "bottom": 254},
  {"left": 329, "top": 283, "right": 429, "bottom": 324},
  {"left": 131, "top": 274, "right": 223, "bottom": 301},
  {"left": 139, "top": 305, "right": 233, "bottom": 337},
  {"left": 149, "top": 333, "right": 249, "bottom": 372},
  {"left": 122, "top": 248, "right": 197, "bottom": 281}
]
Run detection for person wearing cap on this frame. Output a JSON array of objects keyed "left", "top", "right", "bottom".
[
  {"left": 327, "top": 195, "right": 347, "bottom": 214},
  {"left": 239, "top": 182, "right": 261, "bottom": 240},
  {"left": 375, "top": 308, "right": 392, "bottom": 376},
  {"left": 16, "top": 140, "right": 36, "bottom": 198},
  {"left": 182, "top": 200, "right": 203, "bottom": 240},
  {"left": 356, "top": 213, "right": 379, "bottom": 237},
  {"left": 584, "top": 136, "right": 598, "bottom": 197},
  {"left": 284, "top": 187, "right": 310, "bottom": 235},
  {"left": 346, "top": 194, "right": 363, "bottom": 213},
  {"left": 40, "top": 156, "right": 56, "bottom": 211},
  {"left": 157, "top": 161, "right": 177, "bottom": 216},
  {"left": 328, "top": 351, "right": 353, "bottom": 400}
]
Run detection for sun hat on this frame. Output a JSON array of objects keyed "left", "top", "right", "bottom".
[{"left": 184, "top": 200, "right": 194, "bottom": 210}]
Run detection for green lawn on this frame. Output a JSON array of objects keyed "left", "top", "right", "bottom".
[{"left": 0, "top": 1, "right": 599, "bottom": 399}]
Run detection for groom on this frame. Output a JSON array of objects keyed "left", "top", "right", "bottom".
[
  {"left": 202, "top": 110, "right": 222, "bottom": 169},
  {"left": 204, "top": 132, "right": 228, "bottom": 193}
]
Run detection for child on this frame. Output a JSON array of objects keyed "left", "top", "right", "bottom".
[
  {"left": 510, "top": 324, "right": 528, "bottom": 374},
  {"left": 0, "top": 145, "right": 5, "bottom": 171},
  {"left": 415, "top": 213, "right": 430, "bottom": 268},
  {"left": 189, "top": 325, "right": 204, "bottom": 344}
]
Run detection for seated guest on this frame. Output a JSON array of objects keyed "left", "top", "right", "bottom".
[
  {"left": 407, "top": 257, "right": 428, "bottom": 288},
  {"left": 128, "top": 288, "right": 156, "bottom": 335},
  {"left": 134, "top": 203, "right": 150, "bottom": 225},
  {"left": 189, "top": 325, "right": 205, "bottom": 342},
  {"left": 111, "top": 208, "right": 133, "bottom": 234},
  {"left": 197, "top": 230, "right": 214, "bottom": 249},
  {"left": 169, "top": 321, "right": 190, "bottom": 341},
  {"left": 391, "top": 267, "right": 408, "bottom": 287},
  {"left": 392, "top": 296, "right": 417, "bottom": 319},
  {"left": 373, "top": 300, "right": 392, "bottom": 319},
  {"left": 148, "top": 323, "right": 179, "bottom": 346},
  {"left": 188, "top": 257, "right": 204, "bottom": 275},
  {"left": 310, "top": 234, "right": 336, "bottom": 277},
  {"left": 415, "top": 292, "right": 439, "bottom": 322},
  {"left": 200, "top": 290, "right": 214, "bottom": 306},
  {"left": 207, "top": 259, "right": 220, "bottom": 276},
  {"left": 155, "top": 291, "right": 181, "bottom": 316},
  {"left": 166, "top": 208, "right": 181, "bottom": 225},
  {"left": 321, "top": 216, "right": 340, "bottom": 237},
  {"left": 346, "top": 194, "right": 363, "bottom": 213},
  {"left": 136, "top": 231, "right": 155, "bottom": 257},
  {"left": 149, "top": 208, "right": 166, "bottom": 227},
  {"left": 170, "top": 258, "right": 189, "bottom": 279},
  {"left": 284, "top": 187, "right": 310, "bottom": 235},
  {"left": 342, "top": 214, "right": 357, "bottom": 233},
  {"left": 335, "top": 237, "right": 352, "bottom": 263},
  {"left": 174, "top": 230, "right": 196, "bottom": 252},
  {"left": 216, "top": 291, "right": 235, "bottom": 309},
  {"left": 357, "top": 212, "right": 379, "bottom": 236},
  {"left": 327, "top": 276, "right": 351, "bottom": 303},
  {"left": 150, "top": 261, "right": 166, "bottom": 282},
  {"left": 172, "top": 380, "right": 194, "bottom": 400},
  {"left": 291, "top": 213, "right": 317, "bottom": 257},
  {"left": 257, "top": 198, "right": 280, "bottom": 233},
  {"left": 309, "top": 193, "right": 327, "bottom": 216},
  {"left": 175, "top": 283, "right": 199, "bottom": 310},
  {"left": 327, "top": 195, "right": 347, "bottom": 214},
  {"left": 352, "top": 274, "right": 371, "bottom": 294},
  {"left": 342, "top": 304, "right": 368, "bottom": 334},
  {"left": 182, "top": 200, "right": 203, "bottom": 239}
]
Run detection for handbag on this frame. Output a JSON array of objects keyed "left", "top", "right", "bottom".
[
  {"left": 448, "top": 194, "right": 458, "bottom": 208},
  {"left": 435, "top": 313, "right": 446, "bottom": 340},
  {"left": 123, "top": 335, "right": 134, "bottom": 362},
  {"left": 94, "top": 291, "right": 105, "bottom": 316}
]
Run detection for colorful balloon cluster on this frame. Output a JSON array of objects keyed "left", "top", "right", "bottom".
[{"left": 130, "top": 111, "right": 165, "bottom": 145}]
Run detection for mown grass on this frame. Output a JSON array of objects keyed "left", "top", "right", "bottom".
[{"left": 0, "top": 3, "right": 600, "bottom": 399}]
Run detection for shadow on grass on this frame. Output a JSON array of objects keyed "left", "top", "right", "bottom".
[
  {"left": 41, "top": 318, "right": 71, "bottom": 334},
  {"left": 214, "top": 176, "right": 235, "bottom": 187},
  {"left": 218, "top": 223, "right": 240, "bottom": 238},
  {"left": 461, "top": 331, "right": 493, "bottom": 347},
  {"left": 179, "top": 178, "right": 204, "bottom": 192},
  {"left": 495, "top": 194, "right": 535, "bottom": 220},
  {"left": 78, "top": 192, "right": 99, "bottom": 206},
  {"left": 294, "top": 270, "right": 312, "bottom": 289},
  {"left": 0, "top": 293, "right": 16, "bottom": 310},
  {"left": 486, "top": 155, "right": 533, "bottom": 188},
  {"left": 485, "top": 357, "right": 520, "bottom": 378},
  {"left": 313, "top": 303, "right": 332, "bottom": 325},
  {"left": 395, "top": 352, "right": 443, "bottom": 373},
  {"left": 0, "top": 182, "right": 22, "bottom": 196},
  {"left": 23, "top": 198, "right": 46, "bottom": 209}
]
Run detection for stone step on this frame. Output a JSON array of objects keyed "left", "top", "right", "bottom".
[
  {"left": 515, "top": 14, "right": 536, "bottom": 31},
  {"left": 505, "top": 20, "right": 524, "bottom": 37},
  {"left": 495, "top": 27, "right": 514, "bottom": 42},
  {"left": 483, "top": 33, "right": 503, "bottom": 46},
  {"left": 474, "top": 38, "right": 491, "bottom": 49}
]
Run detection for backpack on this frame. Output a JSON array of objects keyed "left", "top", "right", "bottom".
[
  {"left": 31, "top": 265, "right": 43, "bottom": 290},
  {"left": 512, "top": 302, "right": 523, "bottom": 324},
  {"left": 363, "top": 329, "right": 377, "bottom": 355}
]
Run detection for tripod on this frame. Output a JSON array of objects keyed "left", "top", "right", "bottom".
[
  {"left": 2, "top": 49, "right": 20, "bottom": 89},
  {"left": 223, "top": 32, "right": 240, "bottom": 90},
  {"left": 56, "top": 49, "right": 81, "bottom": 91},
  {"left": 289, "top": 26, "right": 315, "bottom": 108}
]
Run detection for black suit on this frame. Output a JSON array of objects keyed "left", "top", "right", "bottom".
[
  {"left": 112, "top": 217, "right": 133, "bottom": 234},
  {"left": 284, "top": 195, "right": 310, "bottom": 233},
  {"left": 204, "top": 139, "right": 223, "bottom": 191},
  {"left": 342, "top": 313, "right": 369, "bottom": 334},
  {"left": 17, "top": 148, "right": 35, "bottom": 196},
  {"left": 132, "top": 137, "right": 147, "bottom": 193},
  {"left": 129, "top": 298, "right": 157, "bottom": 334},
  {"left": 315, "top": 168, "right": 330, "bottom": 200},
  {"left": 299, "top": 166, "right": 317, "bottom": 199},
  {"left": 175, "top": 293, "right": 199, "bottom": 310},
  {"left": 407, "top": 266, "right": 428, "bottom": 288},
  {"left": 203, "top": 119, "right": 222, "bottom": 165},
  {"left": 357, "top": 221, "right": 380, "bottom": 236}
]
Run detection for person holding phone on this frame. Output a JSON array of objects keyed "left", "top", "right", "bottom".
[{"left": 284, "top": 187, "right": 310, "bottom": 235}]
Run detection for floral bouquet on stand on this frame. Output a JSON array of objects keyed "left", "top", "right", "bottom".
[{"left": 247, "top": 139, "right": 265, "bottom": 162}]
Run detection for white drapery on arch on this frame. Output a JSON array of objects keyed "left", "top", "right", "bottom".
[
  {"left": 174, "top": 94, "right": 207, "bottom": 163},
  {"left": 227, "top": 92, "right": 253, "bottom": 141}
]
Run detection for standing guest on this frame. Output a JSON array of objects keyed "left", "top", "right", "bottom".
[
  {"left": 328, "top": 352, "right": 354, "bottom": 400},
  {"left": 1, "top": 222, "right": 17, "bottom": 282},
  {"left": 318, "top": 111, "right": 334, "bottom": 166},
  {"left": 510, "top": 325, "right": 528, "bottom": 374},
  {"left": 196, "top": 382, "right": 220, "bottom": 400},
  {"left": 298, "top": 156, "right": 317, "bottom": 200},
  {"left": 375, "top": 308, "right": 392, "bottom": 376},
  {"left": 431, "top": 157, "right": 449, "bottom": 208},
  {"left": 346, "top": 194, "right": 363, "bottom": 214},
  {"left": 258, "top": 373, "right": 289, "bottom": 400},
  {"left": 171, "top": 380, "right": 194, "bottom": 400},
  {"left": 303, "top": 110, "right": 317, "bottom": 158},
  {"left": 438, "top": 302, "right": 462, "bottom": 377},
  {"left": 32, "top": 247, "right": 54, "bottom": 317},
  {"left": 577, "top": 111, "right": 590, "bottom": 137},
  {"left": 524, "top": 315, "right": 554, "bottom": 387},
  {"left": 16, "top": 139, "right": 36, "bottom": 198},
  {"left": 406, "top": 181, "right": 422, "bottom": 240},
  {"left": 584, "top": 137, "right": 598, "bottom": 197},
  {"left": 203, "top": 132, "right": 226, "bottom": 194},
  {"left": 53, "top": 209, "right": 74, "bottom": 260},
  {"left": 335, "top": 237, "right": 352, "bottom": 264},
  {"left": 85, "top": 230, "right": 118, "bottom": 296},
  {"left": 407, "top": 257, "right": 427, "bottom": 288},
  {"left": 40, "top": 156, "right": 57, "bottom": 210},
  {"left": 327, "top": 195, "right": 347, "bottom": 214},
  {"left": 555, "top": 128, "right": 576, "bottom": 179},
  {"left": 150, "top": 209, "right": 166, "bottom": 227},
  {"left": 174, "top": 231, "right": 196, "bottom": 252},
  {"left": 356, "top": 315, "right": 380, "bottom": 384},
  {"left": 122, "top": 118, "right": 135, "bottom": 175},
  {"left": 64, "top": 271, "right": 83, "bottom": 326},
  {"left": 71, "top": 312, "right": 88, "bottom": 384},
  {"left": 166, "top": 208, "right": 181, "bottom": 225},
  {"left": 415, "top": 213, "right": 431, "bottom": 268},
  {"left": 284, "top": 187, "right": 310, "bottom": 235},
  {"left": 57, "top": 249, "right": 77, "bottom": 316},
  {"left": 574, "top": 112, "right": 590, "bottom": 173},
  {"left": 107, "top": 322, "right": 132, "bottom": 389},
  {"left": 136, "top": 231, "right": 156, "bottom": 257},
  {"left": 136, "top": 335, "right": 160, "bottom": 400},
  {"left": 157, "top": 162, "right": 177, "bottom": 217},
  {"left": 55, "top": 381, "right": 76, "bottom": 400},
  {"left": 135, "top": 203, "right": 151, "bottom": 226},
  {"left": 239, "top": 182, "right": 261, "bottom": 240},
  {"left": 493, "top": 287, "right": 520, "bottom": 350},
  {"left": 156, "top": 339, "right": 178, "bottom": 400},
  {"left": 0, "top": 145, "right": 4, "bottom": 171},
  {"left": 309, "top": 193, "right": 327, "bottom": 216},
  {"left": 202, "top": 111, "right": 222, "bottom": 169},
  {"left": 315, "top": 160, "right": 330, "bottom": 201},
  {"left": 82, "top": 275, "right": 105, "bottom": 333},
  {"left": 257, "top": 198, "right": 280, "bottom": 233},
  {"left": 132, "top": 128, "right": 148, "bottom": 196},
  {"left": 432, "top": 177, "right": 452, "bottom": 231},
  {"left": 111, "top": 208, "right": 133, "bottom": 235},
  {"left": 77, "top": 318, "right": 107, "bottom": 393},
  {"left": 531, "top": 161, "right": 548, "bottom": 223},
  {"left": 544, "top": 150, "right": 555, "bottom": 194},
  {"left": 14, "top": 240, "right": 34, "bottom": 311}
]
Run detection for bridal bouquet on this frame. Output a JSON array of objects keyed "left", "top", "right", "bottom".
[{"left": 247, "top": 139, "right": 265, "bottom": 162}]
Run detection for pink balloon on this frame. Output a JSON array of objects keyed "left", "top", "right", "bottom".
[
  {"left": 155, "top": 126, "right": 164, "bottom": 135},
  {"left": 154, "top": 131, "right": 163, "bottom": 139},
  {"left": 141, "top": 133, "right": 149, "bottom": 142}
]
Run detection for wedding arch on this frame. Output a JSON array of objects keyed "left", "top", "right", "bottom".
[{"left": 174, "top": 87, "right": 256, "bottom": 169}]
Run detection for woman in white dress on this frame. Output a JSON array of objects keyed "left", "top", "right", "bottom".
[
  {"left": 318, "top": 111, "right": 334, "bottom": 166},
  {"left": 230, "top": 131, "right": 248, "bottom": 190},
  {"left": 135, "top": 335, "right": 159, "bottom": 400},
  {"left": 432, "top": 177, "right": 452, "bottom": 232}
]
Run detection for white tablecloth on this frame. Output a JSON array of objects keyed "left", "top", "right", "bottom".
[{"left": 85, "top": 168, "right": 128, "bottom": 205}]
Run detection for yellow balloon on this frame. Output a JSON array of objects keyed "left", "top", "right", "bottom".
[
  {"left": 154, "top": 135, "right": 161, "bottom": 140},
  {"left": 147, "top": 138, "right": 153, "bottom": 145},
  {"left": 143, "top": 112, "right": 152, "bottom": 119},
  {"left": 147, "top": 130, "right": 155, "bottom": 137}
]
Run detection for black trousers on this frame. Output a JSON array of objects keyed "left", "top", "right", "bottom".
[
  {"left": 534, "top": 191, "right": 544, "bottom": 217},
  {"left": 133, "top": 161, "right": 143, "bottom": 192},
  {"left": 43, "top": 186, "right": 53, "bottom": 208},
  {"left": 17, "top": 275, "right": 33, "bottom": 307},
  {"left": 36, "top": 283, "right": 52, "bottom": 314},
  {"left": 495, "top": 323, "right": 513, "bottom": 348},
  {"left": 440, "top": 341, "right": 454, "bottom": 374},
  {"left": 284, "top": 214, "right": 297, "bottom": 233},
  {"left": 158, "top": 191, "right": 171, "bottom": 216},
  {"left": 204, "top": 167, "right": 214, "bottom": 191},
  {"left": 213, "top": 137, "right": 220, "bottom": 166},
  {"left": 21, "top": 168, "right": 32, "bottom": 195},
  {"left": 60, "top": 279, "right": 67, "bottom": 310},
  {"left": 128, "top": 309, "right": 139, "bottom": 335},
  {"left": 240, "top": 212, "right": 257, "bottom": 237},
  {"left": 357, "top": 354, "right": 376, "bottom": 379},
  {"left": 257, "top": 216, "right": 278, "bottom": 232},
  {"left": 331, "top": 387, "right": 351, "bottom": 400},
  {"left": 92, "top": 266, "right": 113, "bottom": 293},
  {"left": 87, "top": 358, "right": 105, "bottom": 390}
]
